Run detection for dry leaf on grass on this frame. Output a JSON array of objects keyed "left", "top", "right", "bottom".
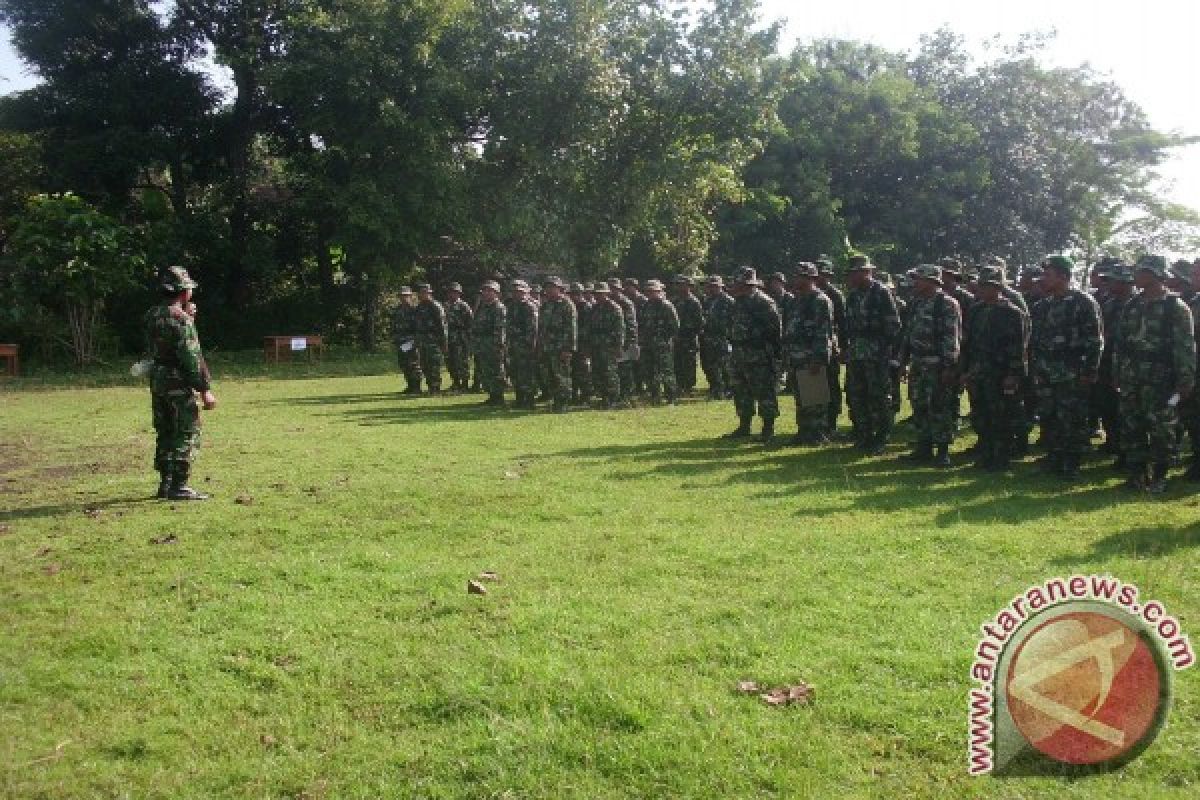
[
  {"left": 0, "top": 524, "right": 11, "bottom": 536},
  {"left": 235, "top": 495, "right": 254, "bottom": 506},
  {"left": 735, "top": 680, "right": 761, "bottom": 694},
  {"left": 83, "top": 507, "right": 102, "bottom": 519},
  {"left": 35, "top": 546, "right": 52, "bottom": 557},
  {"left": 42, "top": 563, "right": 62, "bottom": 576},
  {"left": 260, "top": 734, "right": 278, "bottom": 748},
  {"left": 478, "top": 571, "right": 500, "bottom": 582},
  {"left": 467, "top": 579, "right": 488, "bottom": 595},
  {"left": 150, "top": 534, "right": 178, "bottom": 545}
]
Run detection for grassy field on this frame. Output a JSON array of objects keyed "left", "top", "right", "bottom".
[{"left": 1, "top": 360, "right": 1197, "bottom": 799}]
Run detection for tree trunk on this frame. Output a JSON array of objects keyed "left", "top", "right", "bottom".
[{"left": 359, "top": 271, "right": 379, "bottom": 352}]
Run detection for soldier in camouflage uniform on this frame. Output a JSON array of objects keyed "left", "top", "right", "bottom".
[
  {"left": 671, "top": 275, "right": 705, "bottom": 396},
  {"left": 444, "top": 282, "right": 474, "bottom": 392},
  {"left": 413, "top": 284, "right": 448, "bottom": 393},
  {"left": 844, "top": 255, "right": 903, "bottom": 455},
  {"left": 815, "top": 258, "right": 847, "bottom": 432},
  {"left": 1182, "top": 259, "right": 1200, "bottom": 480},
  {"left": 879, "top": 271, "right": 906, "bottom": 415},
  {"left": 961, "top": 266, "right": 1028, "bottom": 471},
  {"left": 569, "top": 283, "right": 594, "bottom": 404},
  {"left": 145, "top": 266, "right": 217, "bottom": 500},
  {"left": 1029, "top": 255, "right": 1103, "bottom": 478},
  {"left": 1016, "top": 264, "right": 1046, "bottom": 453},
  {"left": 506, "top": 280, "right": 540, "bottom": 409},
  {"left": 609, "top": 278, "right": 640, "bottom": 403},
  {"left": 1113, "top": 255, "right": 1196, "bottom": 493},
  {"left": 640, "top": 279, "right": 681, "bottom": 404},
  {"left": 940, "top": 259, "right": 976, "bottom": 428},
  {"left": 537, "top": 277, "right": 578, "bottom": 412},
  {"left": 700, "top": 275, "right": 734, "bottom": 400},
  {"left": 783, "top": 263, "right": 834, "bottom": 445},
  {"left": 899, "top": 265, "right": 962, "bottom": 467},
  {"left": 472, "top": 280, "right": 507, "bottom": 407},
  {"left": 588, "top": 282, "right": 626, "bottom": 408},
  {"left": 723, "top": 267, "right": 782, "bottom": 442},
  {"left": 391, "top": 286, "right": 423, "bottom": 393},
  {"left": 622, "top": 279, "right": 648, "bottom": 395},
  {"left": 1094, "top": 260, "right": 1135, "bottom": 464}
]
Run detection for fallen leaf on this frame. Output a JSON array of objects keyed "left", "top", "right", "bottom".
[
  {"left": 761, "top": 689, "right": 789, "bottom": 706},
  {"left": 504, "top": 471, "right": 520, "bottom": 480},
  {"left": 270, "top": 482, "right": 288, "bottom": 491},
  {"left": 736, "top": 680, "right": 761, "bottom": 694},
  {"left": 150, "top": 534, "right": 178, "bottom": 545},
  {"left": 260, "top": 734, "right": 278, "bottom": 747},
  {"left": 35, "top": 546, "right": 52, "bottom": 557},
  {"left": 83, "top": 507, "right": 102, "bottom": 519},
  {"left": 235, "top": 495, "right": 254, "bottom": 506},
  {"left": 0, "top": 523, "right": 11, "bottom": 535},
  {"left": 43, "top": 563, "right": 62, "bottom": 576},
  {"left": 467, "top": 579, "right": 488, "bottom": 595},
  {"left": 478, "top": 571, "right": 500, "bottom": 582},
  {"left": 787, "top": 683, "right": 815, "bottom": 705}
]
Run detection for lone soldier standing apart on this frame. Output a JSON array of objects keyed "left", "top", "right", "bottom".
[
  {"left": 641, "top": 279, "right": 681, "bottom": 404},
  {"left": 724, "top": 267, "right": 782, "bottom": 443},
  {"left": 472, "top": 280, "right": 507, "bottom": 407},
  {"left": 700, "top": 275, "right": 734, "bottom": 400},
  {"left": 145, "top": 266, "right": 217, "bottom": 500},
  {"left": 783, "top": 262, "right": 834, "bottom": 445},
  {"left": 1113, "top": 255, "right": 1196, "bottom": 493},
  {"left": 444, "top": 282, "right": 474, "bottom": 392},
  {"left": 537, "top": 277, "right": 578, "bottom": 412},
  {"left": 671, "top": 275, "right": 705, "bottom": 396},
  {"left": 413, "top": 284, "right": 448, "bottom": 393},
  {"left": 507, "top": 280, "right": 540, "bottom": 409},
  {"left": 815, "top": 258, "right": 847, "bottom": 434},
  {"left": 962, "top": 265, "right": 1029, "bottom": 471},
  {"left": 843, "top": 254, "right": 902, "bottom": 455},
  {"left": 900, "top": 264, "right": 961, "bottom": 467},
  {"left": 1029, "top": 255, "right": 1103, "bottom": 478},
  {"left": 391, "top": 286, "right": 423, "bottom": 393},
  {"left": 588, "top": 282, "right": 626, "bottom": 408}
]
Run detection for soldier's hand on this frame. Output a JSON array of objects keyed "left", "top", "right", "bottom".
[{"left": 201, "top": 390, "right": 218, "bottom": 410}]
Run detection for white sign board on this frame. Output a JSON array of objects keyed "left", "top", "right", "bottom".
[{"left": 290, "top": 337, "right": 308, "bottom": 351}]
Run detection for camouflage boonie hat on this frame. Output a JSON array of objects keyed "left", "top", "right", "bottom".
[
  {"left": 569, "top": 282, "right": 585, "bottom": 293},
  {"left": 985, "top": 255, "right": 1007, "bottom": 269},
  {"left": 733, "top": 266, "right": 762, "bottom": 286},
  {"left": 896, "top": 272, "right": 913, "bottom": 289},
  {"left": 1170, "top": 259, "right": 1192, "bottom": 281},
  {"left": 159, "top": 265, "right": 198, "bottom": 292},
  {"left": 705, "top": 275, "right": 724, "bottom": 286},
  {"left": 607, "top": 277, "right": 623, "bottom": 289},
  {"left": 876, "top": 271, "right": 895, "bottom": 288},
  {"left": 544, "top": 276, "right": 566, "bottom": 289},
  {"left": 398, "top": 285, "right": 413, "bottom": 295},
  {"left": 1134, "top": 254, "right": 1169, "bottom": 279},
  {"left": 913, "top": 264, "right": 943, "bottom": 285},
  {"left": 481, "top": 280, "right": 501, "bottom": 292},
  {"left": 1108, "top": 264, "right": 1135, "bottom": 283},
  {"left": 768, "top": 271, "right": 787, "bottom": 284},
  {"left": 847, "top": 254, "right": 874, "bottom": 271},
  {"left": 446, "top": 282, "right": 463, "bottom": 292},
  {"left": 644, "top": 279, "right": 666, "bottom": 291},
  {"left": 415, "top": 283, "right": 432, "bottom": 292},
  {"left": 793, "top": 262, "right": 818, "bottom": 278},
  {"left": 1091, "top": 257, "right": 1118, "bottom": 278},
  {"left": 961, "top": 267, "right": 979, "bottom": 282},
  {"left": 671, "top": 274, "right": 694, "bottom": 285},
  {"left": 510, "top": 279, "right": 530, "bottom": 291},
  {"left": 977, "top": 266, "right": 1006, "bottom": 287},
  {"left": 816, "top": 256, "right": 835, "bottom": 274},
  {"left": 624, "top": 278, "right": 640, "bottom": 288},
  {"left": 1041, "top": 255, "right": 1075, "bottom": 275},
  {"left": 592, "top": 282, "right": 610, "bottom": 294}
]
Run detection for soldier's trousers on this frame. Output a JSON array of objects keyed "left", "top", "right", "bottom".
[
  {"left": 1035, "top": 377, "right": 1090, "bottom": 457},
  {"left": 846, "top": 360, "right": 893, "bottom": 443},
  {"left": 397, "top": 347, "right": 423, "bottom": 390},
  {"left": 510, "top": 347, "right": 538, "bottom": 404},
  {"left": 152, "top": 389, "right": 201, "bottom": 476},
  {"left": 644, "top": 341, "right": 677, "bottom": 401},
  {"left": 572, "top": 353, "right": 592, "bottom": 400},
  {"left": 475, "top": 343, "right": 506, "bottom": 395},
  {"left": 970, "top": 373, "right": 1023, "bottom": 460},
  {"left": 674, "top": 344, "right": 698, "bottom": 393},
  {"left": 826, "top": 363, "right": 843, "bottom": 428},
  {"left": 731, "top": 348, "right": 778, "bottom": 421},
  {"left": 592, "top": 350, "right": 621, "bottom": 405},
  {"left": 909, "top": 364, "right": 956, "bottom": 445},
  {"left": 542, "top": 352, "right": 573, "bottom": 406},
  {"left": 890, "top": 365, "right": 903, "bottom": 414},
  {"left": 1182, "top": 394, "right": 1200, "bottom": 465},
  {"left": 1119, "top": 382, "right": 1176, "bottom": 467},
  {"left": 700, "top": 339, "right": 730, "bottom": 398},
  {"left": 447, "top": 338, "right": 471, "bottom": 387},
  {"left": 417, "top": 344, "right": 444, "bottom": 391}
]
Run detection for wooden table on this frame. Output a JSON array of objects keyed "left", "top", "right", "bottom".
[
  {"left": 264, "top": 335, "right": 324, "bottom": 364},
  {"left": 0, "top": 344, "right": 17, "bottom": 377}
]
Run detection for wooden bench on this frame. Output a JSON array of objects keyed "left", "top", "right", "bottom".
[
  {"left": 0, "top": 344, "right": 17, "bottom": 378},
  {"left": 264, "top": 335, "right": 325, "bottom": 364}
]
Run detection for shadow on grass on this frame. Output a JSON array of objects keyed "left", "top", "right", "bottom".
[
  {"left": 1048, "top": 523, "right": 1200, "bottom": 565},
  {"left": 0, "top": 494, "right": 159, "bottom": 523}
]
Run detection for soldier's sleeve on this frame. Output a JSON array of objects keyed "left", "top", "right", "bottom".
[
  {"left": 1172, "top": 299, "right": 1196, "bottom": 392},
  {"left": 666, "top": 301, "right": 680, "bottom": 337},
  {"left": 765, "top": 297, "right": 782, "bottom": 349},
  {"left": 942, "top": 296, "right": 962, "bottom": 366},
  {"left": 496, "top": 304, "right": 507, "bottom": 347},
  {"left": 437, "top": 304, "right": 449, "bottom": 349},
  {"left": 1079, "top": 293, "right": 1103, "bottom": 375},
  {"left": 1005, "top": 307, "right": 1027, "bottom": 376},
  {"left": 816, "top": 295, "right": 833, "bottom": 364},
  {"left": 177, "top": 317, "right": 212, "bottom": 392},
  {"left": 567, "top": 302, "right": 578, "bottom": 352}
]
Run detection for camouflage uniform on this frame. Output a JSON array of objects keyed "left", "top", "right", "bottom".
[
  {"left": 783, "top": 285, "right": 834, "bottom": 442},
  {"left": 391, "top": 291, "right": 423, "bottom": 392},
  {"left": 844, "top": 270, "right": 903, "bottom": 451},
  {"left": 507, "top": 286, "right": 540, "bottom": 408},
  {"left": 962, "top": 279, "right": 1028, "bottom": 470},
  {"left": 538, "top": 286, "right": 578, "bottom": 411},
  {"left": 1182, "top": 288, "right": 1200, "bottom": 478},
  {"left": 1097, "top": 277, "right": 1133, "bottom": 457},
  {"left": 816, "top": 270, "right": 846, "bottom": 430},
  {"left": 700, "top": 280, "right": 734, "bottom": 399},
  {"left": 413, "top": 291, "right": 448, "bottom": 392},
  {"left": 611, "top": 283, "right": 640, "bottom": 402},
  {"left": 640, "top": 287, "right": 680, "bottom": 403},
  {"left": 445, "top": 292, "right": 474, "bottom": 390},
  {"left": 1114, "top": 286, "right": 1196, "bottom": 482},
  {"left": 673, "top": 282, "right": 705, "bottom": 394},
  {"left": 589, "top": 287, "right": 626, "bottom": 407},
  {"left": 471, "top": 291, "right": 507, "bottom": 402},
  {"left": 1029, "top": 280, "right": 1103, "bottom": 470},
  {"left": 146, "top": 300, "right": 212, "bottom": 488},
  {"left": 570, "top": 287, "right": 593, "bottom": 403},
  {"left": 728, "top": 270, "right": 783, "bottom": 435},
  {"left": 901, "top": 279, "right": 961, "bottom": 453}
]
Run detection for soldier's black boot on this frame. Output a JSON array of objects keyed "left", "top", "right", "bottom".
[
  {"left": 904, "top": 439, "right": 933, "bottom": 462},
  {"left": 759, "top": 419, "right": 775, "bottom": 444},
  {"left": 1060, "top": 454, "right": 1081, "bottom": 480},
  {"left": 1147, "top": 462, "right": 1169, "bottom": 494},
  {"left": 723, "top": 417, "right": 753, "bottom": 439},
  {"left": 167, "top": 465, "right": 209, "bottom": 501},
  {"left": 156, "top": 470, "right": 170, "bottom": 499},
  {"left": 933, "top": 444, "right": 951, "bottom": 468}
]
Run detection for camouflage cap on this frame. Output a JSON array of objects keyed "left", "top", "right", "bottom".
[
  {"left": 1134, "top": 254, "right": 1169, "bottom": 279},
  {"left": 896, "top": 272, "right": 913, "bottom": 289},
  {"left": 733, "top": 266, "right": 763, "bottom": 286},
  {"left": 1109, "top": 264, "right": 1135, "bottom": 283},
  {"left": 913, "top": 264, "right": 943, "bottom": 285},
  {"left": 1170, "top": 259, "right": 1192, "bottom": 281},
  {"left": 398, "top": 285, "right": 414, "bottom": 295},
  {"left": 544, "top": 276, "right": 566, "bottom": 289},
  {"left": 510, "top": 279, "right": 530, "bottom": 291},
  {"left": 961, "top": 267, "right": 979, "bottom": 282},
  {"left": 159, "top": 265, "right": 198, "bottom": 292},
  {"left": 446, "top": 282, "right": 463, "bottom": 293},
  {"left": 847, "top": 254, "right": 874, "bottom": 271},
  {"left": 644, "top": 279, "right": 666, "bottom": 291},
  {"left": 768, "top": 271, "right": 787, "bottom": 284},
  {"left": 569, "top": 282, "right": 585, "bottom": 293},
  {"left": 415, "top": 283, "right": 432, "bottom": 292},
  {"left": 977, "top": 265, "right": 1006, "bottom": 287},
  {"left": 705, "top": 275, "right": 725, "bottom": 286},
  {"left": 985, "top": 255, "right": 1007, "bottom": 269},
  {"left": 793, "top": 261, "right": 818, "bottom": 278},
  {"left": 592, "top": 282, "right": 610, "bottom": 294},
  {"left": 481, "top": 280, "right": 501, "bottom": 292},
  {"left": 876, "top": 271, "right": 895, "bottom": 287},
  {"left": 607, "top": 277, "right": 623, "bottom": 289},
  {"left": 583, "top": 282, "right": 595, "bottom": 292},
  {"left": 816, "top": 256, "right": 835, "bottom": 274},
  {"left": 624, "top": 278, "right": 640, "bottom": 288},
  {"left": 1041, "top": 254, "right": 1075, "bottom": 276},
  {"left": 671, "top": 274, "right": 694, "bottom": 285},
  {"left": 1092, "top": 256, "right": 1122, "bottom": 278}
]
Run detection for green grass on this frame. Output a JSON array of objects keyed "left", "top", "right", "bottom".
[{"left": 1, "top": 365, "right": 1197, "bottom": 798}]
